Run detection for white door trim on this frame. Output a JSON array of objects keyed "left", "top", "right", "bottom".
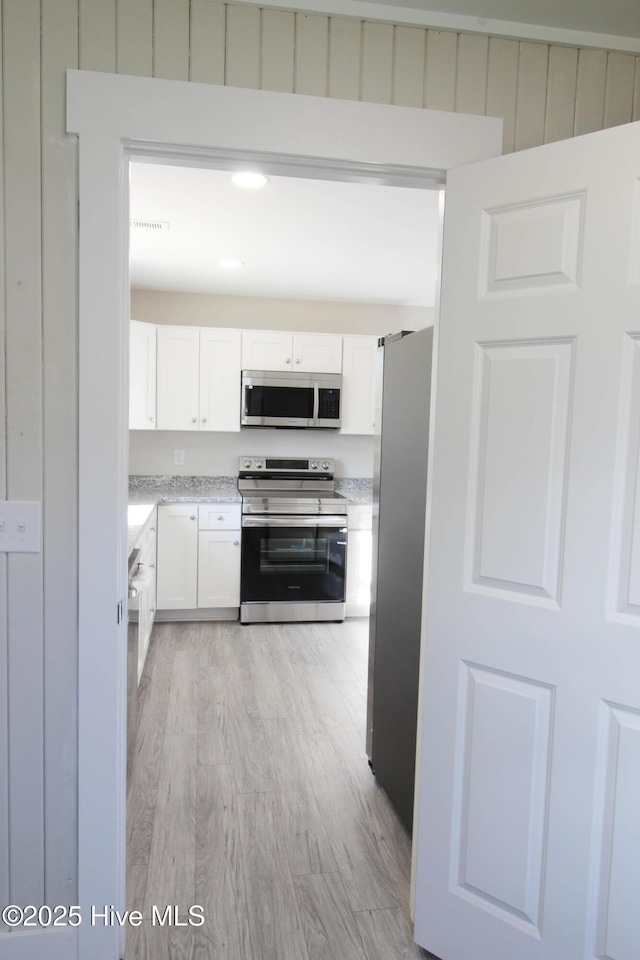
[{"left": 67, "top": 70, "right": 502, "bottom": 959}]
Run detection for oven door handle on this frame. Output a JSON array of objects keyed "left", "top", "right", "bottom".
[{"left": 242, "top": 515, "right": 348, "bottom": 528}]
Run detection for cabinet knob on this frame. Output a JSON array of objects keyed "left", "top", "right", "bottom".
[
  {"left": 217, "top": 515, "right": 224, "bottom": 521},
  {"left": 233, "top": 540, "right": 239, "bottom": 546},
  {"left": 191, "top": 417, "right": 197, "bottom": 423},
  {"left": 201, "top": 417, "right": 207, "bottom": 422},
  {"left": 285, "top": 357, "right": 291, "bottom": 364},
  {"left": 190, "top": 515, "right": 196, "bottom": 520},
  {"left": 150, "top": 416, "right": 156, "bottom": 422},
  {"left": 295, "top": 358, "right": 300, "bottom": 364}
]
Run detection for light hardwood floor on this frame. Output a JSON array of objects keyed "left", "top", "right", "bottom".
[{"left": 126, "top": 619, "right": 434, "bottom": 960}]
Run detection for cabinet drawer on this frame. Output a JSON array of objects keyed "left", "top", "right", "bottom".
[{"left": 198, "top": 503, "right": 241, "bottom": 530}]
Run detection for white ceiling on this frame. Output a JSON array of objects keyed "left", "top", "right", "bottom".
[{"left": 128, "top": 162, "right": 440, "bottom": 306}]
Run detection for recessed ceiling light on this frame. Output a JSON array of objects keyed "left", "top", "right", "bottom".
[
  {"left": 218, "top": 258, "right": 244, "bottom": 270},
  {"left": 231, "top": 172, "right": 269, "bottom": 190}
]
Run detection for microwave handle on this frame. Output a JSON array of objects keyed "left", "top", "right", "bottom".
[{"left": 312, "top": 384, "right": 319, "bottom": 421}]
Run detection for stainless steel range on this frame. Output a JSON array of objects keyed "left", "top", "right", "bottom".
[{"left": 238, "top": 457, "right": 348, "bottom": 624}]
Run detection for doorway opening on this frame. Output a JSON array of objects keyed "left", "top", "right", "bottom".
[
  {"left": 124, "top": 152, "right": 442, "bottom": 957},
  {"left": 70, "top": 69, "right": 502, "bottom": 957}
]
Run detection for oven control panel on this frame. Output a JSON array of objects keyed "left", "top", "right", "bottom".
[{"left": 239, "top": 457, "right": 334, "bottom": 475}]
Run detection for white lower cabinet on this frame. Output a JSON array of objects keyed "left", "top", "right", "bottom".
[
  {"left": 156, "top": 504, "right": 199, "bottom": 609},
  {"left": 198, "top": 532, "right": 241, "bottom": 607},
  {"left": 129, "top": 508, "right": 157, "bottom": 680},
  {"left": 156, "top": 502, "right": 241, "bottom": 613},
  {"left": 137, "top": 517, "right": 157, "bottom": 676},
  {"left": 346, "top": 504, "right": 373, "bottom": 617}
]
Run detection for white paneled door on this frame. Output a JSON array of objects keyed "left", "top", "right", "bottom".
[{"left": 413, "top": 121, "right": 640, "bottom": 959}]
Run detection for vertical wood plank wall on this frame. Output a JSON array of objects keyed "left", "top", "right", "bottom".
[{"left": 0, "top": 0, "right": 639, "bottom": 919}]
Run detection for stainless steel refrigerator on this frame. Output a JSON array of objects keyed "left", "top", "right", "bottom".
[{"left": 366, "top": 326, "right": 433, "bottom": 834}]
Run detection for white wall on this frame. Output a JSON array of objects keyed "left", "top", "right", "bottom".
[
  {"left": 129, "top": 428, "right": 375, "bottom": 477},
  {"left": 1, "top": 0, "right": 640, "bottom": 932},
  {"left": 131, "top": 288, "right": 433, "bottom": 334}
]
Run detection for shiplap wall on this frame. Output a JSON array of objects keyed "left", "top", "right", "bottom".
[{"left": 1, "top": 0, "right": 640, "bottom": 924}]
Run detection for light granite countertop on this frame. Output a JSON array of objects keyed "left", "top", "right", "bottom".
[{"left": 129, "top": 475, "right": 241, "bottom": 504}]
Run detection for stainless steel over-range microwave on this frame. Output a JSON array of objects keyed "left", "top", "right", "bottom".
[{"left": 241, "top": 369, "right": 342, "bottom": 429}]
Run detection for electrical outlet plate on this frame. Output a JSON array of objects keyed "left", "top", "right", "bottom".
[
  {"left": 0, "top": 501, "right": 42, "bottom": 553},
  {"left": 174, "top": 449, "right": 185, "bottom": 465}
]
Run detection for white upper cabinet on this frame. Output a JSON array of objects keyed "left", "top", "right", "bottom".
[
  {"left": 133, "top": 323, "right": 379, "bottom": 433},
  {"left": 293, "top": 333, "right": 343, "bottom": 372},
  {"left": 341, "top": 335, "right": 379, "bottom": 435},
  {"left": 156, "top": 325, "right": 241, "bottom": 431},
  {"left": 242, "top": 329, "right": 292, "bottom": 370},
  {"left": 156, "top": 325, "right": 200, "bottom": 430},
  {"left": 199, "top": 327, "right": 242, "bottom": 431},
  {"left": 242, "top": 330, "right": 343, "bottom": 372},
  {"left": 129, "top": 320, "right": 157, "bottom": 430}
]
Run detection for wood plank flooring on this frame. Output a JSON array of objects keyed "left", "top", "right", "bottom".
[{"left": 126, "top": 619, "right": 434, "bottom": 960}]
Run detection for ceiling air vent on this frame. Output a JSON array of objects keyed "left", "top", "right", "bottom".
[{"left": 130, "top": 218, "right": 170, "bottom": 232}]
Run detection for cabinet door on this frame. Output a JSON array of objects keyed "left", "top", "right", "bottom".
[
  {"left": 197, "top": 531, "right": 241, "bottom": 607},
  {"left": 139, "top": 515, "right": 157, "bottom": 676},
  {"left": 156, "top": 325, "right": 200, "bottom": 430},
  {"left": 293, "top": 333, "right": 343, "bottom": 373},
  {"left": 341, "top": 335, "right": 379, "bottom": 434},
  {"left": 241, "top": 330, "right": 293, "bottom": 370},
  {"left": 156, "top": 504, "right": 198, "bottom": 609},
  {"left": 346, "top": 527, "right": 373, "bottom": 617},
  {"left": 129, "top": 320, "right": 157, "bottom": 429},
  {"left": 137, "top": 586, "right": 150, "bottom": 680},
  {"left": 199, "top": 328, "right": 242, "bottom": 431}
]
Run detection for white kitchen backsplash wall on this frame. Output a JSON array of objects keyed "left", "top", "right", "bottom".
[
  {"left": 130, "top": 288, "right": 434, "bottom": 335},
  {"left": 129, "top": 429, "right": 375, "bottom": 478}
]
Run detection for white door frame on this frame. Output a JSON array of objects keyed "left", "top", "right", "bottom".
[{"left": 67, "top": 69, "right": 502, "bottom": 959}]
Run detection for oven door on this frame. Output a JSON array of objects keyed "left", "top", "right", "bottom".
[{"left": 241, "top": 515, "right": 347, "bottom": 603}]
